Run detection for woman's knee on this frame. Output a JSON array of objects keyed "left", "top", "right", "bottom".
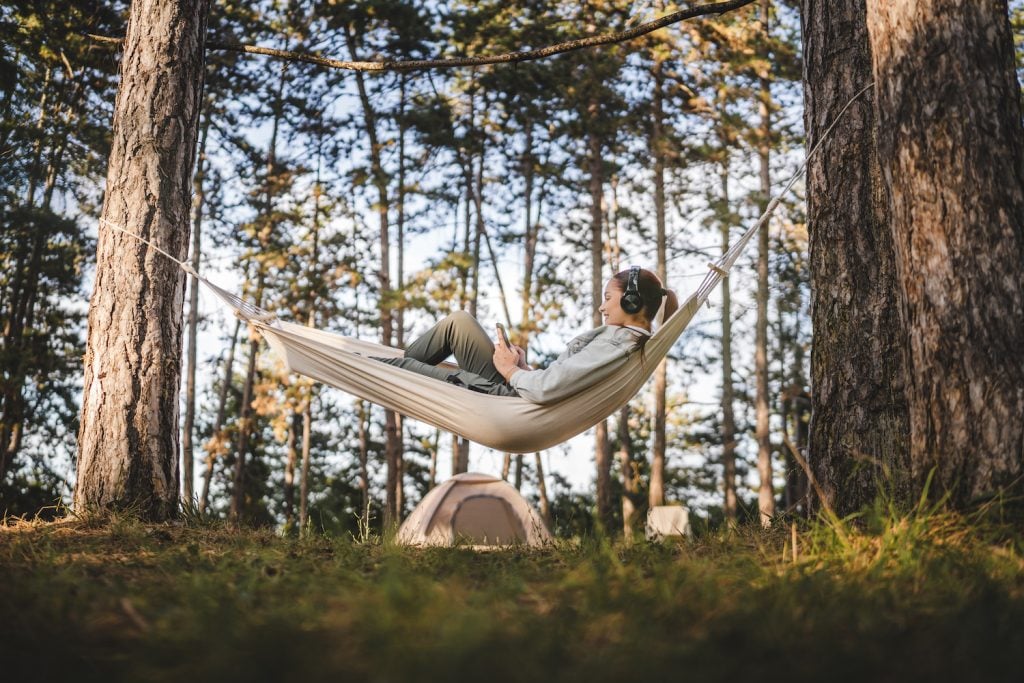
[
  {"left": 447, "top": 310, "right": 474, "bottom": 324},
  {"left": 444, "top": 310, "right": 476, "bottom": 332}
]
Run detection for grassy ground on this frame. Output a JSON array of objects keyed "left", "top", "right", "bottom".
[{"left": 2, "top": 504, "right": 1023, "bottom": 682}]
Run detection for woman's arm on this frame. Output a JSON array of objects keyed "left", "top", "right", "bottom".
[{"left": 507, "top": 333, "right": 634, "bottom": 404}]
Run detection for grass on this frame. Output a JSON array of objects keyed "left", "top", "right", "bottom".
[{"left": 2, "top": 504, "right": 1023, "bottom": 682}]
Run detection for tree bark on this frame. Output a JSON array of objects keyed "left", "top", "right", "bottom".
[
  {"left": 345, "top": 27, "right": 402, "bottom": 524},
  {"left": 298, "top": 396, "right": 312, "bottom": 529},
  {"left": 865, "top": 0, "right": 1024, "bottom": 505},
  {"left": 720, "top": 165, "right": 738, "bottom": 525},
  {"left": 534, "top": 452, "right": 552, "bottom": 529},
  {"left": 356, "top": 400, "right": 370, "bottom": 527},
  {"left": 649, "top": 56, "right": 668, "bottom": 509},
  {"left": 75, "top": 0, "right": 210, "bottom": 520},
  {"left": 283, "top": 409, "right": 299, "bottom": 526},
  {"left": 755, "top": 0, "right": 775, "bottom": 527},
  {"left": 229, "top": 321, "right": 260, "bottom": 521},
  {"left": 801, "top": 0, "right": 911, "bottom": 515},
  {"left": 181, "top": 114, "right": 209, "bottom": 506},
  {"left": 588, "top": 126, "right": 613, "bottom": 531},
  {"left": 199, "top": 316, "right": 240, "bottom": 514},
  {"left": 619, "top": 405, "right": 638, "bottom": 540}
]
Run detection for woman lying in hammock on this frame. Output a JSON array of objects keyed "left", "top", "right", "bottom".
[{"left": 378, "top": 267, "right": 679, "bottom": 404}]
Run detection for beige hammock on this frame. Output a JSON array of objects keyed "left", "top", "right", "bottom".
[{"left": 177, "top": 189, "right": 779, "bottom": 454}]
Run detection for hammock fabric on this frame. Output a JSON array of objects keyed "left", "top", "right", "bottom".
[{"left": 180, "top": 195, "right": 778, "bottom": 454}]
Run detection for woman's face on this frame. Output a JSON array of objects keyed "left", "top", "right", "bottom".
[{"left": 599, "top": 280, "right": 643, "bottom": 327}]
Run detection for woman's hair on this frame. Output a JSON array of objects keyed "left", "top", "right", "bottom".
[{"left": 610, "top": 268, "right": 679, "bottom": 354}]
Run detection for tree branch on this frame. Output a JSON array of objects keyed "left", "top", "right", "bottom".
[{"left": 87, "top": 0, "right": 755, "bottom": 72}]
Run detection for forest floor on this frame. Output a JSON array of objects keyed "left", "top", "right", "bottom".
[{"left": 2, "top": 503, "right": 1023, "bottom": 683}]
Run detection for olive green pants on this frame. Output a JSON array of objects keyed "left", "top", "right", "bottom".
[{"left": 378, "top": 311, "right": 519, "bottom": 397}]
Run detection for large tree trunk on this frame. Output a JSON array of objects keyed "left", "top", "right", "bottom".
[
  {"left": 801, "top": 0, "right": 911, "bottom": 515},
  {"left": 755, "top": 0, "right": 775, "bottom": 527},
  {"left": 865, "top": 0, "right": 1024, "bottom": 505},
  {"left": 75, "top": 0, "right": 210, "bottom": 520}
]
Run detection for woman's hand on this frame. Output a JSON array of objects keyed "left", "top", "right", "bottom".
[
  {"left": 512, "top": 345, "right": 531, "bottom": 370},
  {"left": 492, "top": 343, "right": 520, "bottom": 382}
]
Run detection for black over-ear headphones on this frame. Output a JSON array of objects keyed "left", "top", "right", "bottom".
[{"left": 621, "top": 265, "right": 643, "bottom": 315}]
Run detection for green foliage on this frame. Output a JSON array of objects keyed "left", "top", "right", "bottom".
[{"left": 2, "top": 508, "right": 1023, "bottom": 681}]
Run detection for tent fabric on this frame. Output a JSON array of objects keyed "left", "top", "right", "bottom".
[
  {"left": 396, "top": 472, "right": 551, "bottom": 547},
  {"left": 193, "top": 192, "right": 769, "bottom": 453}
]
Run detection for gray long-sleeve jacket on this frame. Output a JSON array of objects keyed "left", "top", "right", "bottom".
[{"left": 509, "top": 325, "right": 649, "bottom": 404}]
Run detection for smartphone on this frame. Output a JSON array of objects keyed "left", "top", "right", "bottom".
[{"left": 496, "top": 323, "right": 511, "bottom": 348}]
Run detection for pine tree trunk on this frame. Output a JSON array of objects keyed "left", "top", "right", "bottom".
[
  {"left": 346, "top": 27, "right": 402, "bottom": 524},
  {"left": 650, "top": 57, "right": 668, "bottom": 509},
  {"left": 755, "top": 0, "right": 775, "bottom": 527},
  {"left": 230, "top": 324, "right": 260, "bottom": 521},
  {"left": 199, "top": 317, "right": 240, "bottom": 514},
  {"left": 534, "top": 452, "right": 552, "bottom": 529},
  {"left": 429, "top": 429, "right": 439, "bottom": 489},
  {"left": 588, "top": 127, "right": 613, "bottom": 531},
  {"left": 74, "top": 0, "right": 210, "bottom": 520},
  {"left": 283, "top": 409, "right": 299, "bottom": 527},
  {"left": 181, "top": 115, "right": 209, "bottom": 506},
  {"left": 800, "top": 0, "right": 911, "bottom": 515},
  {"left": 619, "top": 405, "right": 637, "bottom": 541},
  {"left": 357, "top": 400, "right": 370, "bottom": 527},
  {"left": 865, "top": 0, "right": 1024, "bottom": 505},
  {"left": 720, "top": 166, "right": 738, "bottom": 525},
  {"left": 299, "top": 398, "right": 313, "bottom": 529}
]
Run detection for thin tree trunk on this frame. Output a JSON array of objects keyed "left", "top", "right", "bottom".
[
  {"left": 535, "top": 452, "right": 552, "bottom": 529},
  {"left": 588, "top": 126, "right": 613, "bottom": 531},
  {"left": 720, "top": 164, "right": 738, "bottom": 525},
  {"left": 619, "top": 404, "right": 638, "bottom": 541},
  {"left": 357, "top": 400, "right": 370, "bottom": 525},
  {"left": 345, "top": 29, "right": 402, "bottom": 524},
  {"left": 296, "top": 138, "right": 325, "bottom": 531},
  {"left": 298, "top": 396, "right": 313, "bottom": 530},
  {"left": 75, "top": 0, "right": 210, "bottom": 520},
  {"left": 755, "top": 0, "right": 775, "bottom": 527},
  {"left": 801, "top": 0, "right": 911, "bottom": 515},
  {"left": 199, "top": 316, "right": 241, "bottom": 514},
  {"left": 230, "top": 320, "right": 260, "bottom": 521},
  {"left": 283, "top": 410, "right": 299, "bottom": 526},
  {"left": 429, "top": 429, "right": 439, "bottom": 489},
  {"left": 181, "top": 115, "right": 210, "bottom": 506},
  {"left": 650, "top": 57, "right": 668, "bottom": 509},
  {"left": 865, "top": 0, "right": 1024, "bottom": 505}
]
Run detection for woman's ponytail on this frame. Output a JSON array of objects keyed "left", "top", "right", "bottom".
[{"left": 660, "top": 288, "right": 679, "bottom": 323}]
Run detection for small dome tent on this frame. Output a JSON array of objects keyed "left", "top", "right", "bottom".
[{"left": 397, "top": 472, "right": 551, "bottom": 548}]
